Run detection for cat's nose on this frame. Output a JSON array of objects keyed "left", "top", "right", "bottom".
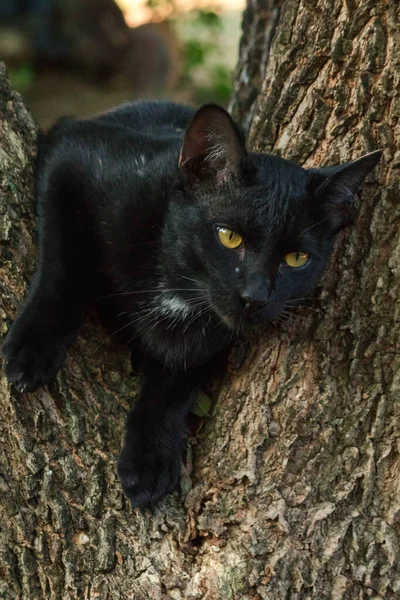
[
  {"left": 240, "top": 275, "right": 270, "bottom": 313},
  {"left": 240, "top": 293, "right": 268, "bottom": 313}
]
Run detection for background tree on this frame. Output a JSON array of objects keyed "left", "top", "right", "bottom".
[{"left": 0, "top": 0, "right": 399, "bottom": 598}]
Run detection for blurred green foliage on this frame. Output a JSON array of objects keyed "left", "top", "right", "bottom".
[
  {"left": 9, "top": 2, "right": 234, "bottom": 109},
  {"left": 146, "top": 0, "right": 175, "bottom": 8},
  {"left": 196, "top": 9, "right": 223, "bottom": 29},
  {"left": 195, "top": 63, "right": 232, "bottom": 105},
  {"left": 8, "top": 65, "right": 36, "bottom": 93},
  {"left": 178, "top": 8, "right": 233, "bottom": 106}
]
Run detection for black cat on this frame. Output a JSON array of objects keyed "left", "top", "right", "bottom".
[{"left": 2, "top": 101, "right": 381, "bottom": 507}]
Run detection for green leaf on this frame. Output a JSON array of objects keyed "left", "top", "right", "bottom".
[{"left": 191, "top": 393, "right": 212, "bottom": 417}]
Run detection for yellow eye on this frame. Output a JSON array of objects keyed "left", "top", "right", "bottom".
[
  {"left": 217, "top": 227, "right": 243, "bottom": 249},
  {"left": 284, "top": 252, "right": 310, "bottom": 268}
]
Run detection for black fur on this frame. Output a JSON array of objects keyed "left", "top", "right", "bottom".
[{"left": 2, "top": 101, "right": 381, "bottom": 507}]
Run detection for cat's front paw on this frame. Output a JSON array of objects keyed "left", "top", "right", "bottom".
[
  {"left": 117, "top": 436, "right": 182, "bottom": 508},
  {"left": 2, "top": 316, "right": 70, "bottom": 392}
]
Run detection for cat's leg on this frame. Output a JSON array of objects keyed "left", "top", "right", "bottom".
[
  {"left": 2, "top": 159, "right": 90, "bottom": 392},
  {"left": 118, "top": 358, "right": 210, "bottom": 507}
]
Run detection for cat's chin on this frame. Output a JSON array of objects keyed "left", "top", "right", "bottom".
[
  {"left": 214, "top": 310, "right": 236, "bottom": 330},
  {"left": 221, "top": 306, "right": 284, "bottom": 332},
  {"left": 213, "top": 308, "right": 260, "bottom": 333}
]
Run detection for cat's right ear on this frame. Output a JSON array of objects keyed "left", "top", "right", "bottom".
[{"left": 178, "top": 104, "right": 246, "bottom": 185}]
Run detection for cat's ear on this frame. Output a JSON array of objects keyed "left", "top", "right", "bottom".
[
  {"left": 309, "top": 150, "right": 382, "bottom": 230},
  {"left": 178, "top": 104, "right": 246, "bottom": 185}
]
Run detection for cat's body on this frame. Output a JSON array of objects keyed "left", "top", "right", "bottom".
[{"left": 2, "top": 101, "right": 381, "bottom": 507}]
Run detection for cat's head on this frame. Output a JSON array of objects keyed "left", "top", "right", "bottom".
[{"left": 162, "top": 104, "right": 381, "bottom": 329}]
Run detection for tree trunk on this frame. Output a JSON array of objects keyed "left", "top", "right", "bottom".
[{"left": 1, "top": 0, "right": 399, "bottom": 596}]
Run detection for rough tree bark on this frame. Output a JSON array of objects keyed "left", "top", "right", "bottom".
[{"left": 0, "top": 0, "right": 399, "bottom": 597}]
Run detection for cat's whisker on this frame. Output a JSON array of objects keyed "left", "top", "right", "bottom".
[
  {"left": 185, "top": 299, "right": 211, "bottom": 311},
  {"left": 273, "top": 312, "right": 287, "bottom": 325},
  {"left": 184, "top": 294, "right": 208, "bottom": 304},
  {"left": 92, "top": 288, "right": 206, "bottom": 301},
  {"left": 152, "top": 301, "right": 202, "bottom": 332},
  {"left": 202, "top": 312, "right": 212, "bottom": 338},
  {"left": 238, "top": 313, "right": 246, "bottom": 338},
  {"left": 126, "top": 299, "right": 213, "bottom": 339},
  {"left": 181, "top": 304, "right": 213, "bottom": 334},
  {"left": 285, "top": 304, "right": 322, "bottom": 315},
  {"left": 130, "top": 240, "right": 162, "bottom": 249},
  {"left": 285, "top": 297, "right": 322, "bottom": 305},
  {"left": 300, "top": 213, "right": 346, "bottom": 237},
  {"left": 182, "top": 308, "right": 211, "bottom": 334},
  {"left": 94, "top": 319, "right": 140, "bottom": 353},
  {"left": 181, "top": 275, "right": 203, "bottom": 286},
  {"left": 94, "top": 304, "right": 161, "bottom": 352}
]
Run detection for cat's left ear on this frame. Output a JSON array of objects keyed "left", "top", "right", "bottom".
[
  {"left": 309, "top": 150, "right": 382, "bottom": 230},
  {"left": 179, "top": 104, "right": 247, "bottom": 185}
]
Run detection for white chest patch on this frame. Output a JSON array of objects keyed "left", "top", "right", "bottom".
[{"left": 160, "top": 295, "right": 192, "bottom": 318}]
